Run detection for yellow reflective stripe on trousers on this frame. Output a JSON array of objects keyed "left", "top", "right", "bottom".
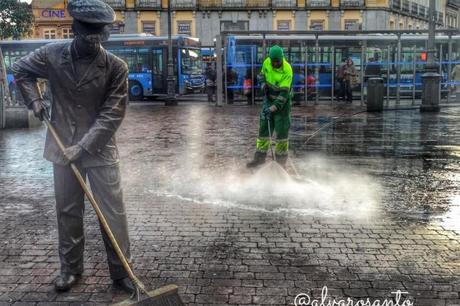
[
  {"left": 275, "top": 140, "right": 288, "bottom": 154},
  {"left": 256, "top": 138, "right": 270, "bottom": 152}
]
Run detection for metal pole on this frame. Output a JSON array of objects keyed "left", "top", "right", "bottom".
[
  {"left": 386, "top": 45, "right": 390, "bottom": 107},
  {"left": 439, "top": 43, "right": 443, "bottom": 75},
  {"left": 251, "top": 46, "right": 255, "bottom": 105},
  {"left": 216, "top": 34, "right": 224, "bottom": 107},
  {"left": 304, "top": 44, "right": 308, "bottom": 105},
  {"left": 439, "top": 43, "right": 443, "bottom": 103},
  {"left": 396, "top": 34, "right": 401, "bottom": 106},
  {"left": 412, "top": 45, "right": 416, "bottom": 105},
  {"left": 427, "top": 0, "right": 436, "bottom": 67},
  {"left": 360, "top": 44, "right": 365, "bottom": 106},
  {"left": 447, "top": 35, "right": 452, "bottom": 104},
  {"left": 224, "top": 40, "right": 228, "bottom": 105},
  {"left": 0, "top": 82, "right": 3, "bottom": 129},
  {"left": 315, "top": 35, "right": 319, "bottom": 105},
  {"left": 262, "top": 34, "right": 267, "bottom": 59},
  {"left": 0, "top": 47, "right": 10, "bottom": 128},
  {"left": 331, "top": 46, "right": 335, "bottom": 105},
  {"left": 166, "top": 0, "right": 177, "bottom": 105}
]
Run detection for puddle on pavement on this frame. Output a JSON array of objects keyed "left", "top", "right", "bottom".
[
  {"left": 150, "top": 155, "right": 381, "bottom": 220},
  {"left": 439, "top": 194, "right": 460, "bottom": 231}
]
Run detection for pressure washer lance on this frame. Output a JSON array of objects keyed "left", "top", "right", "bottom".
[
  {"left": 42, "top": 113, "right": 184, "bottom": 306},
  {"left": 288, "top": 109, "right": 369, "bottom": 181},
  {"left": 267, "top": 116, "right": 276, "bottom": 162}
]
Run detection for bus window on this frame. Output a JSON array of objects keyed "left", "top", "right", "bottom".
[
  {"left": 3, "top": 50, "right": 30, "bottom": 72},
  {"left": 136, "top": 48, "right": 150, "bottom": 73},
  {"left": 110, "top": 47, "right": 137, "bottom": 72},
  {"left": 181, "top": 48, "right": 201, "bottom": 75}
]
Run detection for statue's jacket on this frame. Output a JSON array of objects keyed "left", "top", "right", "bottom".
[{"left": 12, "top": 42, "right": 128, "bottom": 167}]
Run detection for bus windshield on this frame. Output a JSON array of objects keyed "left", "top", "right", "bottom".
[{"left": 181, "top": 48, "right": 201, "bottom": 75}]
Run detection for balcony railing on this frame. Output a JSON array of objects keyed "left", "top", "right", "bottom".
[
  {"left": 222, "top": 0, "right": 246, "bottom": 7},
  {"left": 272, "top": 0, "right": 297, "bottom": 8},
  {"left": 391, "top": 0, "right": 401, "bottom": 10},
  {"left": 307, "top": 0, "right": 331, "bottom": 7},
  {"left": 200, "top": 0, "right": 272, "bottom": 8},
  {"left": 340, "top": 0, "right": 364, "bottom": 7},
  {"left": 171, "top": 0, "right": 197, "bottom": 8},
  {"left": 410, "top": 2, "right": 418, "bottom": 15},
  {"left": 103, "top": 0, "right": 125, "bottom": 9},
  {"left": 199, "top": 0, "right": 222, "bottom": 7},
  {"left": 447, "top": 0, "right": 460, "bottom": 8},
  {"left": 418, "top": 5, "right": 427, "bottom": 18},
  {"left": 436, "top": 11, "right": 444, "bottom": 24},
  {"left": 401, "top": 0, "right": 409, "bottom": 12},
  {"left": 246, "top": 0, "right": 270, "bottom": 7},
  {"left": 136, "top": 0, "right": 161, "bottom": 8}
]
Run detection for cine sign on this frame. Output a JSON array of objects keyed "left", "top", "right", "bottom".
[{"left": 41, "top": 9, "right": 65, "bottom": 18}]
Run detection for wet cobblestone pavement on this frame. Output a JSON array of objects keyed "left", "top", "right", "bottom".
[{"left": 1, "top": 102, "right": 459, "bottom": 305}]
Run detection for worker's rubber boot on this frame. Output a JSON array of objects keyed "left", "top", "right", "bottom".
[
  {"left": 246, "top": 151, "right": 267, "bottom": 168},
  {"left": 275, "top": 154, "right": 288, "bottom": 169}
]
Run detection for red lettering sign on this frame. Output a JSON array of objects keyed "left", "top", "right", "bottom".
[{"left": 124, "top": 41, "right": 145, "bottom": 46}]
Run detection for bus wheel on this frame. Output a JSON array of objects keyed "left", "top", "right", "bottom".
[{"left": 129, "top": 81, "right": 143, "bottom": 101}]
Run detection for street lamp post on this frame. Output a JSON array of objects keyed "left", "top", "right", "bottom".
[
  {"left": 166, "top": 0, "right": 177, "bottom": 105},
  {"left": 420, "top": 0, "right": 441, "bottom": 112}
]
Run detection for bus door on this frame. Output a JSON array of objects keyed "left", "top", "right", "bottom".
[{"left": 152, "top": 48, "right": 166, "bottom": 94}]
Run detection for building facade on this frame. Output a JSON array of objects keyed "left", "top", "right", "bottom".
[
  {"left": 32, "top": 0, "right": 73, "bottom": 39},
  {"left": 445, "top": 0, "right": 460, "bottom": 29},
  {"left": 31, "top": 0, "right": 457, "bottom": 45},
  {"left": 108, "top": 0, "right": 451, "bottom": 46}
]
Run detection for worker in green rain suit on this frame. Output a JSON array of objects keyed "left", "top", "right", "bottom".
[{"left": 247, "top": 45, "right": 293, "bottom": 169}]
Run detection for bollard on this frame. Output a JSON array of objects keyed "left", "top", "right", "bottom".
[{"left": 366, "top": 78, "right": 384, "bottom": 112}]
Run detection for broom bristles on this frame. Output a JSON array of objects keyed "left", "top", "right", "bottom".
[{"left": 113, "top": 284, "right": 184, "bottom": 306}]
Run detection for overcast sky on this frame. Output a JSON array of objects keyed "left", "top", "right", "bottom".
[{"left": 20, "top": 0, "right": 33, "bottom": 3}]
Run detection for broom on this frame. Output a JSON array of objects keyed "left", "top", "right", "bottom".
[{"left": 43, "top": 115, "right": 184, "bottom": 306}]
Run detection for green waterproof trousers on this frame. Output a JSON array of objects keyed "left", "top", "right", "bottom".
[{"left": 256, "top": 97, "right": 291, "bottom": 156}]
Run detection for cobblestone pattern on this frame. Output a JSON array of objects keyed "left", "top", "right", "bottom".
[{"left": 0, "top": 104, "right": 459, "bottom": 305}]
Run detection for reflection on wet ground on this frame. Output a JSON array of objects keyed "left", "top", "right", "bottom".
[
  {"left": 2, "top": 104, "right": 458, "bottom": 227},
  {"left": 0, "top": 103, "right": 459, "bottom": 305},
  {"left": 113, "top": 103, "right": 460, "bottom": 230}
]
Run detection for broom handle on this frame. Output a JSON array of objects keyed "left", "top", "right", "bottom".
[
  {"left": 43, "top": 116, "right": 148, "bottom": 296},
  {"left": 267, "top": 117, "right": 276, "bottom": 161}
]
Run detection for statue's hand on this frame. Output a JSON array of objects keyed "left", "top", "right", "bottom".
[
  {"left": 62, "top": 145, "right": 84, "bottom": 165},
  {"left": 32, "top": 100, "right": 48, "bottom": 121}
]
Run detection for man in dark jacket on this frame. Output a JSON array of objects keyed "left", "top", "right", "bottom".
[
  {"left": 205, "top": 62, "right": 216, "bottom": 102},
  {"left": 12, "top": 0, "right": 134, "bottom": 294}
]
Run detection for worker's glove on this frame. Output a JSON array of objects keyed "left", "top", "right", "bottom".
[
  {"left": 269, "top": 105, "right": 277, "bottom": 113},
  {"left": 261, "top": 83, "right": 270, "bottom": 97},
  {"left": 62, "top": 144, "right": 84, "bottom": 165},
  {"left": 261, "top": 102, "right": 271, "bottom": 120},
  {"left": 31, "top": 99, "right": 49, "bottom": 121}
]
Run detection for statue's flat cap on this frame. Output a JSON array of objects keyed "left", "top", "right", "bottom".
[{"left": 68, "top": 0, "right": 115, "bottom": 24}]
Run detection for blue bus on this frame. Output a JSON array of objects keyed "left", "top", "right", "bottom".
[
  {"left": 224, "top": 34, "right": 460, "bottom": 102},
  {"left": 0, "top": 34, "right": 204, "bottom": 101}
]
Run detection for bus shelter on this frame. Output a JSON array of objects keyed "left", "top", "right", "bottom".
[{"left": 215, "top": 30, "right": 460, "bottom": 107}]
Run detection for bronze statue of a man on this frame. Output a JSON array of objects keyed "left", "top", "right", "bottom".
[{"left": 12, "top": 0, "right": 134, "bottom": 294}]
